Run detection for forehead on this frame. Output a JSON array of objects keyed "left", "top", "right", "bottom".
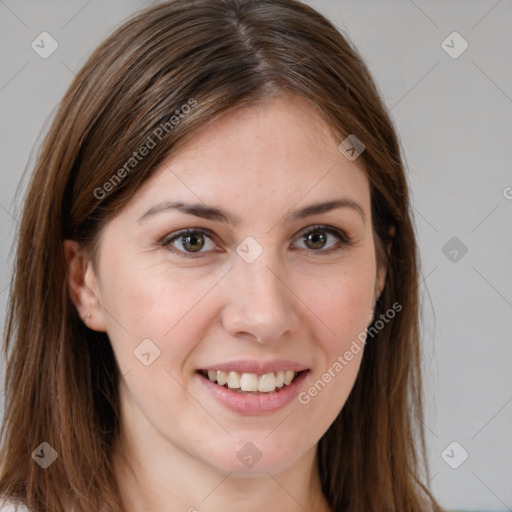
[{"left": 123, "top": 94, "right": 371, "bottom": 223}]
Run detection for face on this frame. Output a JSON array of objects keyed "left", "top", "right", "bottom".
[{"left": 73, "top": 94, "right": 386, "bottom": 476}]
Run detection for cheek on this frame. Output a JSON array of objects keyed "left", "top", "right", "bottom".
[
  {"left": 98, "top": 251, "right": 235, "bottom": 377},
  {"left": 305, "top": 263, "right": 376, "bottom": 349},
  {"left": 101, "top": 248, "right": 188, "bottom": 325},
  {"left": 302, "top": 260, "right": 375, "bottom": 413},
  {"left": 97, "top": 257, "right": 213, "bottom": 419},
  {"left": 295, "top": 269, "right": 373, "bottom": 427}
]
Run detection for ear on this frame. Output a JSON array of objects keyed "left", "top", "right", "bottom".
[
  {"left": 63, "top": 240, "right": 108, "bottom": 332},
  {"left": 374, "top": 225, "right": 396, "bottom": 301}
]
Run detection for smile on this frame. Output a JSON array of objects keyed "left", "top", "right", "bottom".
[
  {"left": 198, "top": 369, "right": 302, "bottom": 393},
  {"left": 196, "top": 366, "right": 309, "bottom": 414}
]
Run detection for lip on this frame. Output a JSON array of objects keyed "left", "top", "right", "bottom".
[
  {"left": 199, "top": 359, "right": 309, "bottom": 374},
  {"left": 196, "top": 369, "right": 309, "bottom": 415}
]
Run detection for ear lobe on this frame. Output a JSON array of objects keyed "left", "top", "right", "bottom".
[{"left": 63, "top": 240, "right": 107, "bottom": 332}]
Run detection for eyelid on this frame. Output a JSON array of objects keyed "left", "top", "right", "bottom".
[{"left": 160, "top": 224, "right": 353, "bottom": 258}]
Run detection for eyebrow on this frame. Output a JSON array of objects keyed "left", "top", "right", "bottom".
[{"left": 137, "top": 198, "right": 365, "bottom": 225}]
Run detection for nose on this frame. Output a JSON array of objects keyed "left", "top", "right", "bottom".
[{"left": 220, "top": 253, "right": 299, "bottom": 343}]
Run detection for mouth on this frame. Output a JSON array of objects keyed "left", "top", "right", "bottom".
[{"left": 197, "top": 369, "right": 306, "bottom": 395}]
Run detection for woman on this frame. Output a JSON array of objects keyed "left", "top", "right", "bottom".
[{"left": 0, "top": 0, "right": 442, "bottom": 510}]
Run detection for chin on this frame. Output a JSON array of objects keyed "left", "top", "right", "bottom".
[{"left": 202, "top": 435, "right": 311, "bottom": 476}]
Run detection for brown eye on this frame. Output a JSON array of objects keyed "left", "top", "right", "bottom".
[
  {"left": 181, "top": 232, "right": 205, "bottom": 252},
  {"left": 303, "top": 230, "right": 328, "bottom": 250},
  {"left": 161, "top": 229, "right": 216, "bottom": 257},
  {"left": 293, "top": 225, "right": 351, "bottom": 254}
]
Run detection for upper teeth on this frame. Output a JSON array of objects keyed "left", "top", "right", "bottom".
[{"left": 206, "top": 370, "right": 297, "bottom": 393}]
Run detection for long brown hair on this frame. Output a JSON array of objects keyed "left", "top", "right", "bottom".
[{"left": 0, "top": 0, "right": 442, "bottom": 510}]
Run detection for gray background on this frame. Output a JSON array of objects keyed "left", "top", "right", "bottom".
[{"left": 1, "top": 1, "right": 511, "bottom": 510}]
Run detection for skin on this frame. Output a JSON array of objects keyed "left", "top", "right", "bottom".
[{"left": 65, "top": 94, "right": 389, "bottom": 512}]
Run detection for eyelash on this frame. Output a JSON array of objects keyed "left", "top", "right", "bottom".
[{"left": 159, "top": 224, "right": 353, "bottom": 259}]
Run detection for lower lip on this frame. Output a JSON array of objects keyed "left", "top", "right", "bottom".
[{"left": 197, "top": 371, "right": 309, "bottom": 415}]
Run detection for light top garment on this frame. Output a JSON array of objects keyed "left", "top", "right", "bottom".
[{"left": 0, "top": 501, "right": 30, "bottom": 511}]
